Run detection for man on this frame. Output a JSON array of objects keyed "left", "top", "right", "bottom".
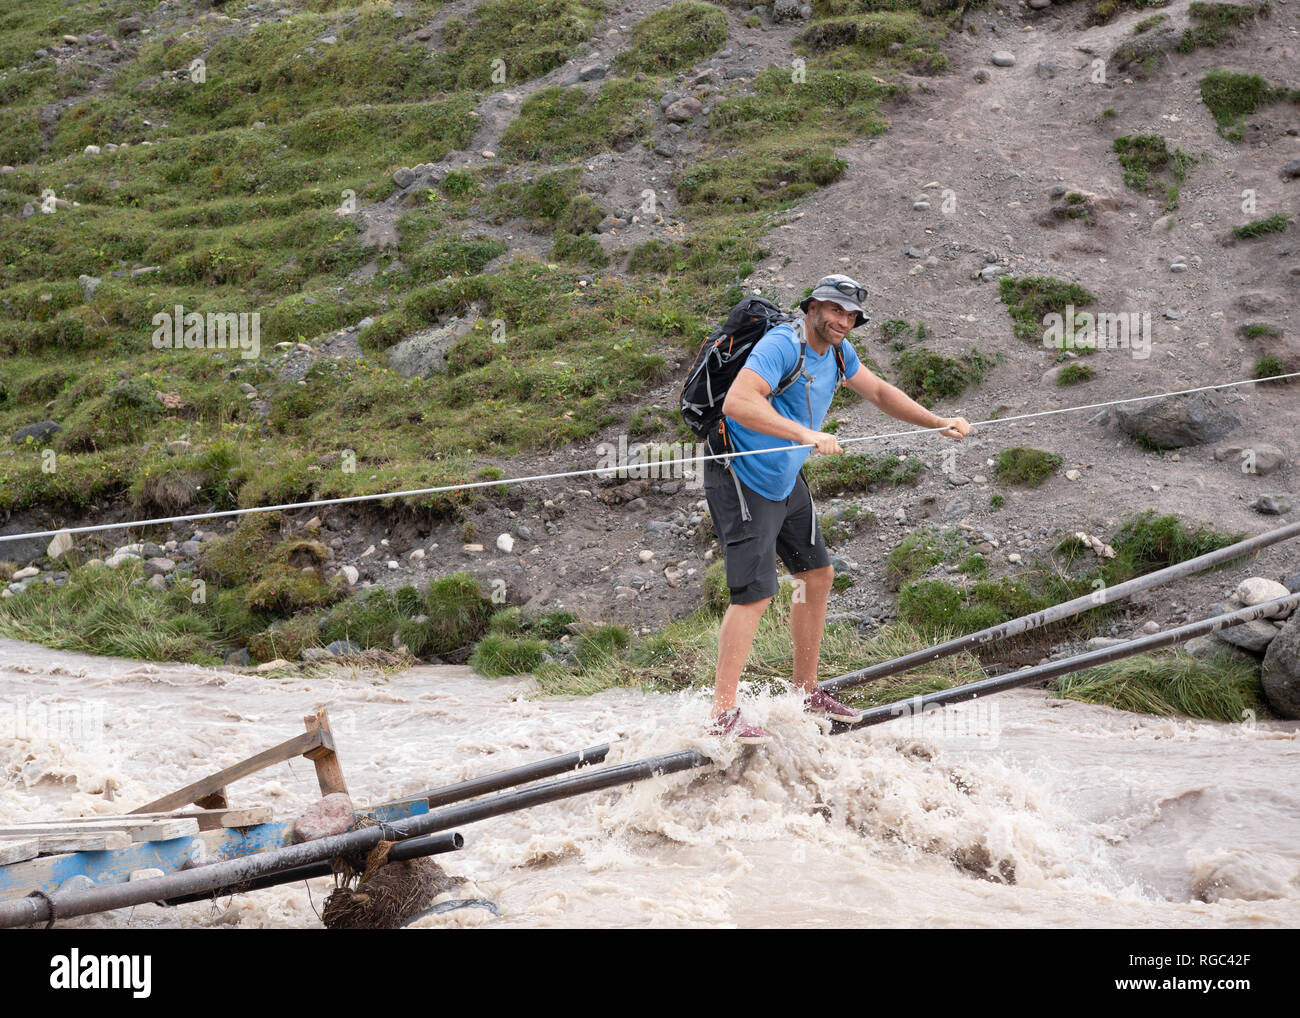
[{"left": 705, "top": 274, "right": 972, "bottom": 744}]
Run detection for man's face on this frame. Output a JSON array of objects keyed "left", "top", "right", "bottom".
[{"left": 809, "top": 299, "right": 856, "bottom": 343}]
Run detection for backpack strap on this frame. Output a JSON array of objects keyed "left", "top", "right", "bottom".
[{"left": 771, "top": 320, "right": 807, "bottom": 398}]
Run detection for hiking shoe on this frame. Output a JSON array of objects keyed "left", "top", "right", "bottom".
[
  {"left": 709, "top": 707, "right": 774, "bottom": 745},
  {"left": 803, "top": 688, "right": 862, "bottom": 724}
]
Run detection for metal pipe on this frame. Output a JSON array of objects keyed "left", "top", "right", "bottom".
[
  {"left": 833, "top": 592, "right": 1300, "bottom": 731},
  {"left": 404, "top": 742, "right": 617, "bottom": 809},
  {"left": 0, "top": 748, "right": 710, "bottom": 928},
  {"left": 820, "top": 518, "right": 1300, "bottom": 694},
  {"left": 159, "top": 831, "right": 465, "bottom": 907}
]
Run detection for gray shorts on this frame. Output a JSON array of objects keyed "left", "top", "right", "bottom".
[{"left": 703, "top": 459, "right": 831, "bottom": 605}]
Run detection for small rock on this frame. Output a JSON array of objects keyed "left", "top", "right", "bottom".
[
  {"left": 144, "top": 557, "right": 175, "bottom": 575},
  {"left": 117, "top": 16, "right": 143, "bottom": 36},
  {"left": 1282, "top": 159, "right": 1300, "bottom": 180},
  {"left": 166, "top": 439, "right": 194, "bottom": 456},
  {"left": 665, "top": 97, "right": 703, "bottom": 122},
  {"left": 990, "top": 52, "right": 1016, "bottom": 67},
  {"left": 325, "top": 640, "right": 363, "bottom": 656},
  {"left": 47, "top": 533, "right": 74, "bottom": 560},
  {"left": 12, "top": 566, "right": 40, "bottom": 580},
  {"left": 146, "top": 574, "right": 167, "bottom": 591},
  {"left": 225, "top": 648, "right": 252, "bottom": 667},
  {"left": 496, "top": 533, "right": 515, "bottom": 553},
  {"left": 393, "top": 167, "right": 415, "bottom": 188},
  {"left": 84, "top": 145, "right": 101, "bottom": 156}
]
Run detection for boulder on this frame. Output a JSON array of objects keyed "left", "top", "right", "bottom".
[
  {"left": 1261, "top": 615, "right": 1300, "bottom": 719},
  {"left": 773, "top": 0, "right": 802, "bottom": 22},
  {"left": 0, "top": 526, "right": 48, "bottom": 567},
  {"left": 10, "top": 420, "right": 61, "bottom": 444},
  {"left": 292, "top": 792, "right": 356, "bottom": 843},
  {"left": 1234, "top": 578, "right": 1294, "bottom": 618},
  {"left": 1114, "top": 392, "right": 1239, "bottom": 449},
  {"left": 1252, "top": 495, "right": 1292, "bottom": 516},
  {"left": 385, "top": 305, "right": 482, "bottom": 378}
]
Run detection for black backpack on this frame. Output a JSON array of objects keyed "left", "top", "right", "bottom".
[{"left": 679, "top": 296, "right": 845, "bottom": 455}]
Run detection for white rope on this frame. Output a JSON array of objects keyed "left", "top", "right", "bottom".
[{"left": 2, "top": 370, "right": 1295, "bottom": 546}]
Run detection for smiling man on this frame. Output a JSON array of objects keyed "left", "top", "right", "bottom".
[{"left": 705, "top": 274, "right": 973, "bottom": 744}]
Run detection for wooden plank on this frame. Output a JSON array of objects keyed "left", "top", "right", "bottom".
[
  {"left": 0, "top": 839, "right": 39, "bottom": 866},
  {"left": 0, "top": 837, "right": 202, "bottom": 902},
  {"left": 4, "top": 831, "right": 133, "bottom": 853},
  {"left": 302, "top": 707, "right": 348, "bottom": 798},
  {"left": 0, "top": 807, "right": 271, "bottom": 828},
  {"left": 187, "top": 806, "right": 270, "bottom": 831},
  {"left": 130, "top": 729, "right": 324, "bottom": 814},
  {"left": 0, "top": 819, "right": 199, "bottom": 843}
]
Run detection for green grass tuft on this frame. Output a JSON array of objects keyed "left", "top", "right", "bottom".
[
  {"left": 1233, "top": 214, "right": 1292, "bottom": 239},
  {"left": 999, "top": 276, "right": 1096, "bottom": 343},
  {"left": 1199, "top": 69, "right": 1300, "bottom": 141},
  {"left": 1057, "top": 363, "right": 1095, "bottom": 386},
  {"left": 994, "top": 447, "right": 1063, "bottom": 486},
  {"left": 804, "top": 451, "right": 925, "bottom": 497},
  {"left": 1051, "top": 650, "right": 1264, "bottom": 722},
  {"left": 893, "top": 348, "right": 993, "bottom": 407},
  {"left": 612, "top": 2, "right": 728, "bottom": 74}
]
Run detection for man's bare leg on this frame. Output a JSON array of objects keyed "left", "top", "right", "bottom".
[
  {"left": 790, "top": 565, "right": 834, "bottom": 693},
  {"left": 713, "top": 596, "right": 772, "bottom": 715}
]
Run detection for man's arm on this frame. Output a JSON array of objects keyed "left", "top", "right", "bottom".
[
  {"left": 843, "top": 364, "right": 971, "bottom": 439},
  {"left": 721, "top": 368, "right": 841, "bottom": 454}
]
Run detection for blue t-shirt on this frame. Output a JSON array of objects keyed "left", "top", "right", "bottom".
[{"left": 724, "top": 322, "right": 861, "bottom": 501}]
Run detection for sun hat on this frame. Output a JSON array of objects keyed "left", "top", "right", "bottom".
[{"left": 797, "top": 274, "right": 868, "bottom": 328}]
